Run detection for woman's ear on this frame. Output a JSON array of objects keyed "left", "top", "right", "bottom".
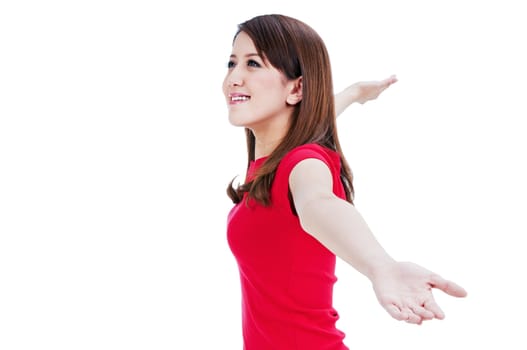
[{"left": 286, "top": 76, "right": 303, "bottom": 106}]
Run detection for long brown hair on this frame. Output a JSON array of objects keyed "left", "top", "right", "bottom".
[{"left": 227, "top": 14, "right": 354, "bottom": 206}]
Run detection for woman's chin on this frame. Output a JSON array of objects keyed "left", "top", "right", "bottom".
[{"left": 228, "top": 116, "right": 248, "bottom": 128}]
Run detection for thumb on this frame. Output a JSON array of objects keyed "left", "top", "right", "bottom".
[{"left": 430, "top": 274, "right": 468, "bottom": 298}]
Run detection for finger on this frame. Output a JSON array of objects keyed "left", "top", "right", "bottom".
[
  {"left": 384, "top": 74, "right": 398, "bottom": 86},
  {"left": 383, "top": 303, "right": 408, "bottom": 321},
  {"left": 402, "top": 307, "right": 422, "bottom": 325},
  {"left": 409, "top": 303, "right": 435, "bottom": 320},
  {"left": 430, "top": 274, "right": 468, "bottom": 297},
  {"left": 423, "top": 299, "right": 445, "bottom": 320}
]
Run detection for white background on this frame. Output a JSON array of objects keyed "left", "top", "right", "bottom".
[{"left": 1, "top": 1, "right": 526, "bottom": 349}]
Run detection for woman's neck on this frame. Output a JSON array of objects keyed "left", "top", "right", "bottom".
[
  {"left": 254, "top": 137, "right": 282, "bottom": 159},
  {"left": 251, "top": 115, "right": 291, "bottom": 159}
]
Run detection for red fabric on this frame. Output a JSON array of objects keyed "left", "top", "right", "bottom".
[{"left": 227, "top": 144, "right": 349, "bottom": 350}]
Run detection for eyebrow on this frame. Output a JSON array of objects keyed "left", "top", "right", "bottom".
[{"left": 229, "top": 53, "right": 261, "bottom": 59}]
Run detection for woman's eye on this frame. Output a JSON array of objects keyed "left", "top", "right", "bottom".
[
  {"left": 247, "top": 59, "right": 261, "bottom": 68},
  {"left": 227, "top": 60, "right": 235, "bottom": 68}
]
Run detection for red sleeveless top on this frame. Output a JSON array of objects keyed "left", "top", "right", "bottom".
[{"left": 227, "top": 144, "right": 349, "bottom": 350}]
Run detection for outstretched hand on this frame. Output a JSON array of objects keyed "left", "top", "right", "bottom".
[
  {"left": 335, "top": 74, "right": 398, "bottom": 117},
  {"left": 371, "top": 261, "right": 467, "bottom": 325},
  {"left": 348, "top": 74, "right": 398, "bottom": 105}
]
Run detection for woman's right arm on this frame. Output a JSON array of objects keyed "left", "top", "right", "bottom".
[{"left": 335, "top": 74, "right": 398, "bottom": 117}]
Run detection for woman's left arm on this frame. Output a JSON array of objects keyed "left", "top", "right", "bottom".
[{"left": 289, "top": 158, "right": 467, "bottom": 325}]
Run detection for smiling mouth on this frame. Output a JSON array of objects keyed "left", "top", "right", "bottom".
[{"left": 230, "top": 95, "right": 250, "bottom": 103}]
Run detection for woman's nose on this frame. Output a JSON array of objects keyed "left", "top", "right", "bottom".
[
  {"left": 228, "top": 76, "right": 243, "bottom": 87},
  {"left": 230, "top": 78, "right": 242, "bottom": 87},
  {"left": 228, "top": 68, "right": 243, "bottom": 87}
]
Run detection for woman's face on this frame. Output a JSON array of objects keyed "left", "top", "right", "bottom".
[{"left": 222, "top": 31, "right": 297, "bottom": 133}]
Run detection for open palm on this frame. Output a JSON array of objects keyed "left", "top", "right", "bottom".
[{"left": 371, "top": 261, "right": 467, "bottom": 325}]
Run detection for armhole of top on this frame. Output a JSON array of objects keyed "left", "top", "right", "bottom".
[{"left": 287, "top": 188, "right": 298, "bottom": 216}]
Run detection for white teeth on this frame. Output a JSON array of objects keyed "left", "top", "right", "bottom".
[{"left": 231, "top": 96, "right": 250, "bottom": 102}]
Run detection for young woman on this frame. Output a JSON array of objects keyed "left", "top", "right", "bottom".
[{"left": 223, "top": 14, "right": 466, "bottom": 350}]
